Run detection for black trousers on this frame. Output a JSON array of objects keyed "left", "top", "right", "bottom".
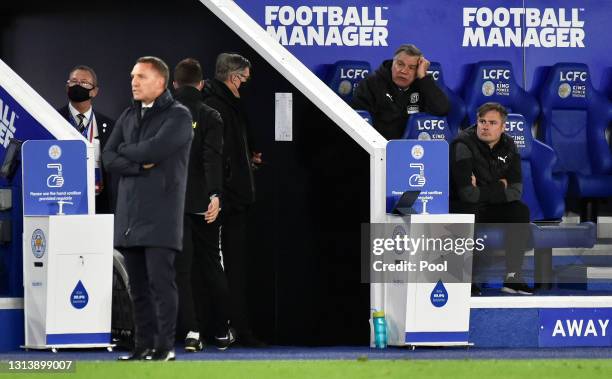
[
  {"left": 450, "top": 200, "right": 532, "bottom": 275},
  {"left": 176, "top": 214, "right": 230, "bottom": 337},
  {"left": 121, "top": 246, "right": 178, "bottom": 350},
  {"left": 221, "top": 204, "right": 252, "bottom": 336}
]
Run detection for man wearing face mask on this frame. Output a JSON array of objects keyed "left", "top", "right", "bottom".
[
  {"left": 58, "top": 65, "right": 116, "bottom": 213},
  {"left": 202, "top": 53, "right": 264, "bottom": 347}
]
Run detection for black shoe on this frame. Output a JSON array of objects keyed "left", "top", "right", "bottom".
[
  {"left": 151, "top": 349, "right": 176, "bottom": 361},
  {"left": 184, "top": 337, "right": 204, "bottom": 352},
  {"left": 471, "top": 283, "right": 482, "bottom": 296},
  {"left": 118, "top": 347, "right": 154, "bottom": 361},
  {"left": 213, "top": 328, "right": 235, "bottom": 351},
  {"left": 502, "top": 274, "right": 534, "bottom": 295},
  {"left": 238, "top": 332, "right": 267, "bottom": 348}
]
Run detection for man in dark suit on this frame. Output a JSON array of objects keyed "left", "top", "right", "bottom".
[
  {"left": 58, "top": 65, "right": 116, "bottom": 213},
  {"left": 172, "top": 58, "right": 233, "bottom": 352},
  {"left": 103, "top": 56, "right": 193, "bottom": 361}
]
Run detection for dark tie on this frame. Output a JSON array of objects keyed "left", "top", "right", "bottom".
[
  {"left": 76, "top": 113, "right": 86, "bottom": 134},
  {"left": 141, "top": 107, "right": 148, "bottom": 118}
]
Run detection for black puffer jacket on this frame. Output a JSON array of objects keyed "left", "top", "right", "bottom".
[
  {"left": 202, "top": 79, "right": 255, "bottom": 208},
  {"left": 450, "top": 126, "right": 522, "bottom": 205},
  {"left": 102, "top": 89, "right": 193, "bottom": 251},
  {"left": 351, "top": 59, "right": 450, "bottom": 140},
  {"left": 175, "top": 86, "right": 224, "bottom": 213}
]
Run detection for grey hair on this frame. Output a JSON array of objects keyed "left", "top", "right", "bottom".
[
  {"left": 214, "top": 53, "right": 251, "bottom": 82},
  {"left": 393, "top": 44, "right": 423, "bottom": 59}
]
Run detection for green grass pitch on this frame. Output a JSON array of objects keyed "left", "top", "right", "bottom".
[{"left": 7, "top": 359, "right": 611, "bottom": 379}]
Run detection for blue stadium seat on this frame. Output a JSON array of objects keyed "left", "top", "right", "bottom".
[
  {"left": 324, "top": 60, "right": 371, "bottom": 103},
  {"left": 428, "top": 62, "right": 466, "bottom": 136},
  {"left": 356, "top": 110, "right": 372, "bottom": 125},
  {"left": 462, "top": 61, "right": 540, "bottom": 128},
  {"left": 503, "top": 114, "right": 564, "bottom": 221},
  {"left": 536, "top": 63, "right": 612, "bottom": 202},
  {"left": 401, "top": 113, "right": 453, "bottom": 141},
  {"left": 600, "top": 67, "right": 612, "bottom": 101}
]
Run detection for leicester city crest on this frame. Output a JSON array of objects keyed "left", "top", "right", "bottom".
[
  {"left": 48, "top": 145, "right": 62, "bottom": 160},
  {"left": 558, "top": 83, "right": 571, "bottom": 99},
  {"left": 31, "top": 229, "right": 46, "bottom": 259},
  {"left": 482, "top": 81, "right": 495, "bottom": 97},
  {"left": 411, "top": 144, "right": 425, "bottom": 160},
  {"left": 338, "top": 80, "right": 353, "bottom": 96}
]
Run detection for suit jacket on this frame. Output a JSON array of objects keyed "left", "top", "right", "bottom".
[
  {"left": 102, "top": 89, "right": 193, "bottom": 251},
  {"left": 57, "top": 105, "right": 114, "bottom": 148},
  {"left": 58, "top": 104, "right": 116, "bottom": 213}
]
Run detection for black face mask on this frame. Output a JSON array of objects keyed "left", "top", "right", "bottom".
[
  {"left": 235, "top": 80, "right": 250, "bottom": 98},
  {"left": 67, "top": 85, "right": 92, "bottom": 103}
]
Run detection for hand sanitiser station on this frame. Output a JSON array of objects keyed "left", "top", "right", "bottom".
[
  {"left": 22, "top": 140, "right": 113, "bottom": 351},
  {"left": 0, "top": 59, "right": 113, "bottom": 352}
]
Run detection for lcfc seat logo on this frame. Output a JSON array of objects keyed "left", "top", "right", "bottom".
[
  {"left": 427, "top": 70, "right": 440, "bottom": 81},
  {"left": 560, "top": 71, "right": 587, "bottom": 82},
  {"left": 558, "top": 83, "right": 571, "bottom": 98},
  {"left": 418, "top": 132, "right": 432, "bottom": 140},
  {"left": 482, "top": 81, "right": 495, "bottom": 96},
  {"left": 337, "top": 80, "right": 353, "bottom": 96}
]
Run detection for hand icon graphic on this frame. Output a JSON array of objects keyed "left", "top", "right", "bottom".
[
  {"left": 46, "top": 163, "right": 64, "bottom": 188},
  {"left": 409, "top": 173, "right": 426, "bottom": 187},
  {"left": 47, "top": 175, "right": 64, "bottom": 188},
  {"left": 409, "top": 163, "right": 426, "bottom": 187}
]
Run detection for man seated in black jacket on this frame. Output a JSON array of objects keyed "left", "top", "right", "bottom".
[
  {"left": 450, "top": 102, "right": 533, "bottom": 295},
  {"left": 351, "top": 44, "right": 450, "bottom": 139},
  {"left": 172, "top": 58, "right": 233, "bottom": 351}
]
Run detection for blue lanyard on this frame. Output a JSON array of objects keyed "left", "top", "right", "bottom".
[{"left": 69, "top": 112, "right": 95, "bottom": 141}]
